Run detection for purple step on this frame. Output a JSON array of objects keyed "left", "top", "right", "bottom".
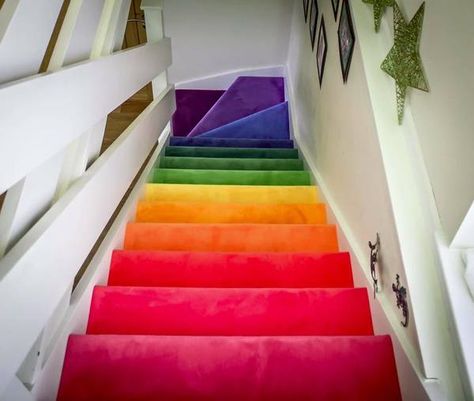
[
  {"left": 199, "top": 102, "right": 290, "bottom": 140},
  {"left": 172, "top": 89, "right": 224, "bottom": 137},
  {"left": 169, "top": 137, "right": 294, "bottom": 149},
  {"left": 188, "top": 77, "right": 285, "bottom": 137}
]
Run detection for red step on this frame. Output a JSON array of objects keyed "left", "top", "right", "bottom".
[
  {"left": 87, "top": 287, "right": 373, "bottom": 336},
  {"left": 108, "top": 250, "right": 353, "bottom": 288},
  {"left": 57, "top": 334, "right": 402, "bottom": 401}
]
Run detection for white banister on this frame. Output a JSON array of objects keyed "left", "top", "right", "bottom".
[
  {"left": 0, "top": 38, "right": 171, "bottom": 194},
  {"left": 0, "top": 86, "right": 175, "bottom": 395},
  {"left": 0, "top": 0, "right": 63, "bottom": 84}
]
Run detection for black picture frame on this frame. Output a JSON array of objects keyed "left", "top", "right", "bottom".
[
  {"left": 316, "top": 17, "right": 327, "bottom": 87},
  {"left": 337, "top": 0, "right": 355, "bottom": 83},
  {"left": 309, "top": 0, "right": 319, "bottom": 50},
  {"left": 331, "top": 0, "right": 340, "bottom": 21},
  {"left": 303, "top": 0, "right": 310, "bottom": 22}
]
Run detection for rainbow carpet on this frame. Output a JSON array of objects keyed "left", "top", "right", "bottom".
[{"left": 57, "top": 77, "right": 402, "bottom": 400}]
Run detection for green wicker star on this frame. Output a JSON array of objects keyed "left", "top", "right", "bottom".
[
  {"left": 362, "top": 0, "right": 394, "bottom": 32},
  {"left": 381, "top": 2, "right": 428, "bottom": 124}
]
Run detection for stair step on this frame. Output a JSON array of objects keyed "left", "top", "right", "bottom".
[
  {"left": 58, "top": 335, "right": 402, "bottom": 401},
  {"left": 199, "top": 102, "right": 290, "bottom": 140},
  {"left": 124, "top": 223, "right": 338, "bottom": 253},
  {"left": 108, "top": 250, "right": 353, "bottom": 288},
  {"left": 159, "top": 156, "right": 304, "bottom": 171},
  {"left": 136, "top": 201, "right": 326, "bottom": 224},
  {"left": 170, "top": 137, "right": 294, "bottom": 148},
  {"left": 144, "top": 184, "right": 318, "bottom": 204},
  {"left": 88, "top": 287, "right": 373, "bottom": 336},
  {"left": 188, "top": 76, "right": 285, "bottom": 137},
  {"left": 152, "top": 169, "right": 311, "bottom": 186},
  {"left": 165, "top": 146, "right": 299, "bottom": 159}
]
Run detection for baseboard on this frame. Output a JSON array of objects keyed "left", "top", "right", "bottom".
[{"left": 174, "top": 65, "right": 287, "bottom": 91}]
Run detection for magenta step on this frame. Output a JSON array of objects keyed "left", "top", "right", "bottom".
[
  {"left": 87, "top": 287, "right": 373, "bottom": 336},
  {"left": 108, "top": 251, "right": 353, "bottom": 288},
  {"left": 57, "top": 335, "right": 402, "bottom": 401},
  {"left": 188, "top": 76, "right": 285, "bottom": 137}
]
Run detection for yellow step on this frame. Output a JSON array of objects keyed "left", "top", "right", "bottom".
[{"left": 143, "top": 184, "right": 319, "bottom": 204}]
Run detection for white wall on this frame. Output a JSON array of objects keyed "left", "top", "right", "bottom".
[
  {"left": 402, "top": 0, "right": 474, "bottom": 243},
  {"left": 162, "top": 0, "right": 293, "bottom": 85}
]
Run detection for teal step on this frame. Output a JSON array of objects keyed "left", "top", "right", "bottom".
[
  {"left": 159, "top": 157, "right": 304, "bottom": 171},
  {"left": 165, "top": 146, "right": 299, "bottom": 159},
  {"left": 152, "top": 169, "right": 311, "bottom": 186}
]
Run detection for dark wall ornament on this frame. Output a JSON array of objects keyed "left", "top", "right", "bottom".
[
  {"left": 331, "top": 0, "right": 340, "bottom": 21},
  {"left": 380, "top": 2, "right": 429, "bottom": 124},
  {"left": 368, "top": 233, "right": 380, "bottom": 298},
  {"left": 362, "top": 0, "right": 394, "bottom": 32},
  {"left": 316, "top": 17, "right": 327, "bottom": 87},
  {"left": 392, "top": 274, "right": 409, "bottom": 327},
  {"left": 303, "top": 0, "right": 310, "bottom": 22},
  {"left": 309, "top": 0, "right": 319, "bottom": 50},
  {"left": 338, "top": 0, "right": 356, "bottom": 83}
]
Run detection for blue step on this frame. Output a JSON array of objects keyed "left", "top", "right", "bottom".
[
  {"left": 198, "top": 102, "right": 290, "bottom": 140},
  {"left": 169, "top": 137, "right": 294, "bottom": 149}
]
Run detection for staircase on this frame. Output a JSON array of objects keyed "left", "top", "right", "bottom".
[{"left": 57, "top": 77, "right": 402, "bottom": 400}]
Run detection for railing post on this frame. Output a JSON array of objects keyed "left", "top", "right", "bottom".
[{"left": 141, "top": 0, "right": 168, "bottom": 97}]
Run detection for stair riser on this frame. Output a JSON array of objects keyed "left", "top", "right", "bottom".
[
  {"left": 108, "top": 251, "right": 354, "bottom": 288},
  {"left": 153, "top": 169, "right": 311, "bottom": 186},
  {"left": 124, "top": 224, "right": 339, "bottom": 253},
  {"left": 88, "top": 287, "right": 373, "bottom": 336},
  {"left": 165, "top": 146, "right": 299, "bottom": 159},
  {"left": 136, "top": 202, "right": 326, "bottom": 224},
  {"left": 170, "top": 137, "right": 294, "bottom": 148},
  {"left": 159, "top": 157, "right": 304, "bottom": 171}
]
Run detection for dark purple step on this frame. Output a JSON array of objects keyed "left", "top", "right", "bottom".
[
  {"left": 169, "top": 137, "right": 294, "bottom": 149},
  {"left": 172, "top": 89, "right": 224, "bottom": 137},
  {"left": 188, "top": 77, "right": 285, "bottom": 137}
]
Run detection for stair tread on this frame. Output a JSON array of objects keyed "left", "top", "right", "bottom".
[
  {"left": 58, "top": 335, "right": 402, "bottom": 401},
  {"left": 165, "top": 146, "right": 300, "bottom": 159},
  {"left": 152, "top": 168, "right": 311, "bottom": 186},
  {"left": 159, "top": 156, "right": 304, "bottom": 171},
  {"left": 170, "top": 137, "right": 294, "bottom": 148},
  {"left": 88, "top": 287, "right": 373, "bottom": 336},
  {"left": 144, "top": 184, "right": 319, "bottom": 203},
  {"left": 124, "top": 223, "right": 338, "bottom": 253},
  {"left": 109, "top": 250, "right": 353, "bottom": 288},
  {"left": 136, "top": 201, "right": 326, "bottom": 224}
]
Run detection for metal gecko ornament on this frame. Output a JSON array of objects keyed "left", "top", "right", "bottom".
[
  {"left": 368, "top": 233, "right": 380, "bottom": 298},
  {"left": 392, "top": 274, "right": 409, "bottom": 327},
  {"left": 362, "top": 0, "right": 394, "bottom": 32},
  {"left": 380, "top": 2, "right": 429, "bottom": 124}
]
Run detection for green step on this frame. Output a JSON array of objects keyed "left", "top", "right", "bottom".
[
  {"left": 165, "top": 146, "right": 299, "bottom": 159},
  {"left": 152, "top": 169, "right": 311, "bottom": 186},
  {"left": 159, "top": 157, "right": 304, "bottom": 171}
]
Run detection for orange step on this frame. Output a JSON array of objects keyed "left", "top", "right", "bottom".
[
  {"left": 124, "top": 223, "right": 339, "bottom": 253},
  {"left": 136, "top": 202, "right": 327, "bottom": 224}
]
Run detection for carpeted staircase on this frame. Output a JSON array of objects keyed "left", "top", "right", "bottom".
[{"left": 57, "top": 76, "right": 403, "bottom": 400}]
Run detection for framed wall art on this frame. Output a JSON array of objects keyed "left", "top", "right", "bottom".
[
  {"left": 309, "top": 0, "right": 319, "bottom": 49},
  {"left": 316, "top": 17, "right": 327, "bottom": 87},
  {"left": 331, "top": 0, "right": 340, "bottom": 21},
  {"left": 303, "top": 0, "right": 310, "bottom": 22},
  {"left": 337, "top": 0, "right": 356, "bottom": 83}
]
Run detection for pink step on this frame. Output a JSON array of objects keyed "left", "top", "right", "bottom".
[
  {"left": 87, "top": 287, "right": 373, "bottom": 336},
  {"left": 57, "top": 335, "right": 402, "bottom": 401},
  {"left": 108, "top": 250, "right": 353, "bottom": 288}
]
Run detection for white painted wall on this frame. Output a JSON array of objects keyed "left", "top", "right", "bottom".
[
  {"left": 162, "top": 0, "right": 293, "bottom": 85},
  {"left": 402, "top": 0, "right": 474, "bottom": 243}
]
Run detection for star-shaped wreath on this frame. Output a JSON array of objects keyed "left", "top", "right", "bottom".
[
  {"left": 381, "top": 2, "right": 428, "bottom": 124},
  {"left": 362, "top": 0, "right": 394, "bottom": 32}
]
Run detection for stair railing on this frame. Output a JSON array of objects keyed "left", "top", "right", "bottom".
[{"left": 0, "top": 0, "right": 174, "bottom": 398}]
